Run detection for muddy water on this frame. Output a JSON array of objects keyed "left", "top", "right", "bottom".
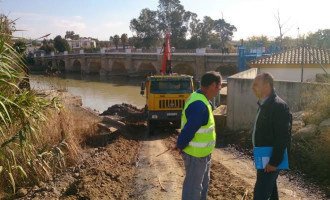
[{"left": 30, "top": 73, "right": 146, "bottom": 112}]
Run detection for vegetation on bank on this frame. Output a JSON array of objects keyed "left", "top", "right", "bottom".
[
  {"left": 0, "top": 14, "right": 56, "bottom": 195},
  {"left": 291, "top": 80, "right": 330, "bottom": 194},
  {"left": 0, "top": 15, "right": 98, "bottom": 198}
]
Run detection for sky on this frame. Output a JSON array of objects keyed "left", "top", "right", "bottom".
[{"left": 1, "top": 0, "right": 329, "bottom": 41}]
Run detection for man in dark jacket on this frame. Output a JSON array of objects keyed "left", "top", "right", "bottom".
[{"left": 252, "top": 72, "right": 292, "bottom": 200}]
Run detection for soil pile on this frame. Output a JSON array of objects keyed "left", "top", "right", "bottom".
[{"left": 100, "top": 103, "right": 146, "bottom": 124}]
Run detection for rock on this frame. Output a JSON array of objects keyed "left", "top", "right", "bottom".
[
  {"left": 292, "top": 111, "right": 307, "bottom": 121},
  {"left": 51, "top": 187, "right": 60, "bottom": 196},
  {"left": 73, "top": 173, "right": 80, "bottom": 178},
  {"left": 73, "top": 167, "right": 80, "bottom": 173},
  {"left": 41, "top": 191, "right": 47, "bottom": 196},
  {"left": 292, "top": 120, "right": 305, "bottom": 133},
  {"left": 16, "top": 188, "right": 28, "bottom": 197},
  {"left": 294, "top": 124, "right": 318, "bottom": 140},
  {"left": 33, "top": 185, "right": 39, "bottom": 191},
  {"left": 319, "top": 118, "right": 330, "bottom": 129},
  {"left": 38, "top": 181, "right": 46, "bottom": 188}
]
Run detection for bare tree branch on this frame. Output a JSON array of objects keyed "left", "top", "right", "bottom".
[{"left": 273, "top": 10, "right": 291, "bottom": 44}]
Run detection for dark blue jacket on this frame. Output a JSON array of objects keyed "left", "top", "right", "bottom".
[{"left": 255, "top": 92, "right": 292, "bottom": 166}]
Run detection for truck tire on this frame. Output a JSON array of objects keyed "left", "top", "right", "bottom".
[
  {"left": 173, "top": 120, "right": 181, "bottom": 129},
  {"left": 147, "top": 119, "right": 154, "bottom": 135}
]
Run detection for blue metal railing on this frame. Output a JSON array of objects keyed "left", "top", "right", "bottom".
[{"left": 235, "top": 41, "right": 282, "bottom": 72}]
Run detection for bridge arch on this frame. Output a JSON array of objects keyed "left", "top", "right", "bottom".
[
  {"left": 36, "top": 60, "right": 42, "bottom": 67},
  {"left": 173, "top": 63, "right": 194, "bottom": 76},
  {"left": 47, "top": 60, "right": 53, "bottom": 68},
  {"left": 137, "top": 62, "right": 157, "bottom": 75},
  {"left": 72, "top": 60, "right": 82, "bottom": 72},
  {"left": 111, "top": 60, "right": 127, "bottom": 73},
  {"left": 57, "top": 60, "right": 65, "bottom": 71},
  {"left": 215, "top": 64, "right": 238, "bottom": 76},
  {"left": 88, "top": 60, "right": 102, "bottom": 74}
]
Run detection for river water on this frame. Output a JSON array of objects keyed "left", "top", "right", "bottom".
[{"left": 30, "top": 73, "right": 146, "bottom": 112}]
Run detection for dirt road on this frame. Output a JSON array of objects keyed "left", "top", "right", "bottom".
[
  {"left": 134, "top": 138, "right": 184, "bottom": 200},
  {"left": 19, "top": 126, "right": 326, "bottom": 200}
]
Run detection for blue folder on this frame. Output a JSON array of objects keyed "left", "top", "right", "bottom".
[{"left": 253, "top": 147, "right": 289, "bottom": 170}]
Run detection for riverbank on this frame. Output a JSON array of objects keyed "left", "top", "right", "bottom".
[
  {"left": 0, "top": 90, "right": 101, "bottom": 199},
  {"left": 2, "top": 90, "right": 327, "bottom": 200}
]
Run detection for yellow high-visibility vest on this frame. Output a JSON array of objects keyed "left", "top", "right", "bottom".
[{"left": 181, "top": 92, "right": 216, "bottom": 157}]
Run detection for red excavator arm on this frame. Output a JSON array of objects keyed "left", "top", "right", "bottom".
[{"left": 161, "top": 33, "right": 172, "bottom": 74}]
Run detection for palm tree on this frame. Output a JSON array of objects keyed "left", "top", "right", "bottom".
[
  {"left": 121, "top": 34, "right": 128, "bottom": 50},
  {"left": 113, "top": 35, "right": 120, "bottom": 50}
]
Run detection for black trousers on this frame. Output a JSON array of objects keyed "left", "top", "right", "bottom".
[{"left": 254, "top": 170, "right": 279, "bottom": 200}]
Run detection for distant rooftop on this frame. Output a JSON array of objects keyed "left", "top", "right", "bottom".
[{"left": 249, "top": 47, "right": 330, "bottom": 65}]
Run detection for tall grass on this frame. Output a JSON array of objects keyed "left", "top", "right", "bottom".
[
  {"left": 0, "top": 15, "right": 64, "bottom": 194},
  {"left": 302, "top": 80, "right": 330, "bottom": 125},
  {"left": 291, "top": 79, "right": 330, "bottom": 194}
]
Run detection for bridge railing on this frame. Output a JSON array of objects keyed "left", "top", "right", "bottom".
[
  {"left": 173, "top": 49, "right": 196, "bottom": 53},
  {"left": 34, "top": 49, "right": 239, "bottom": 57},
  {"left": 206, "top": 49, "right": 237, "bottom": 54}
]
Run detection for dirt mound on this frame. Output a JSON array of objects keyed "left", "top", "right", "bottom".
[
  {"left": 101, "top": 103, "right": 144, "bottom": 117},
  {"left": 100, "top": 103, "right": 146, "bottom": 124},
  {"left": 17, "top": 124, "right": 146, "bottom": 200}
]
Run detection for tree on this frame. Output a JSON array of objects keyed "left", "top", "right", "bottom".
[
  {"left": 199, "top": 16, "right": 215, "bottom": 47},
  {"left": 130, "top": 0, "right": 237, "bottom": 49},
  {"left": 130, "top": 8, "right": 160, "bottom": 49},
  {"left": 121, "top": 33, "right": 128, "bottom": 49},
  {"left": 65, "top": 31, "right": 79, "bottom": 40},
  {"left": 247, "top": 35, "right": 269, "bottom": 44},
  {"left": 111, "top": 35, "right": 120, "bottom": 49},
  {"left": 39, "top": 44, "right": 55, "bottom": 54},
  {"left": 128, "top": 36, "right": 144, "bottom": 49},
  {"left": 246, "top": 35, "right": 271, "bottom": 48},
  {"left": 54, "top": 35, "right": 71, "bottom": 53},
  {"left": 214, "top": 18, "right": 237, "bottom": 48},
  {"left": 273, "top": 10, "right": 291, "bottom": 45},
  {"left": 31, "top": 40, "right": 38, "bottom": 46},
  {"left": 157, "top": 0, "right": 195, "bottom": 48},
  {"left": 306, "top": 29, "right": 330, "bottom": 49},
  {"left": 99, "top": 41, "right": 110, "bottom": 48},
  {"left": 42, "top": 38, "right": 48, "bottom": 46}
]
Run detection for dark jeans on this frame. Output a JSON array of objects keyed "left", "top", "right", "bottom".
[
  {"left": 181, "top": 152, "right": 211, "bottom": 200},
  {"left": 254, "top": 170, "right": 280, "bottom": 200}
]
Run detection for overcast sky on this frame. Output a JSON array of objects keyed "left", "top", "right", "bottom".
[{"left": 1, "top": 0, "right": 329, "bottom": 41}]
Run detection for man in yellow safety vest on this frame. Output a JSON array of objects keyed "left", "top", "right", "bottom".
[{"left": 174, "top": 71, "right": 222, "bottom": 200}]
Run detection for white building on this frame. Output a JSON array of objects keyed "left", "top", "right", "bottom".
[
  {"left": 249, "top": 47, "right": 330, "bottom": 82},
  {"left": 67, "top": 38, "right": 96, "bottom": 51}
]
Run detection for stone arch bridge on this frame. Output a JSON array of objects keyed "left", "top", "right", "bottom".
[{"left": 33, "top": 52, "right": 238, "bottom": 79}]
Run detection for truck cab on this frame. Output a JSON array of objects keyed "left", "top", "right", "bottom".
[{"left": 141, "top": 75, "right": 194, "bottom": 134}]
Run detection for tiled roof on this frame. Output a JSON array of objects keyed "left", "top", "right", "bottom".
[{"left": 249, "top": 47, "right": 330, "bottom": 65}]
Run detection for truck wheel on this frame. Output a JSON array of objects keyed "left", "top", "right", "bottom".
[
  {"left": 173, "top": 120, "right": 181, "bottom": 129},
  {"left": 147, "top": 120, "right": 154, "bottom": 135}
]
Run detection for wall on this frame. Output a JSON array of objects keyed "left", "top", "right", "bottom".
[
  {"left": 259, "top": 67, "right": 329, "bottom": 82},
  {"left": 226, "top": 68, "right": 259, "bottom": 130},
  {"left": 227, "top": 68, "right": 330, "bottom": 130}
]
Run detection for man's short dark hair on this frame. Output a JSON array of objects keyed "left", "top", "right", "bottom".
[
  {"left": 261, "top": 72, "right": 274, "bottom": 90},
  {"left": 201, "top": 71, "right": 222, "bottom": 87}
]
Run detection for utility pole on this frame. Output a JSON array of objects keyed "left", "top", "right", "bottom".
[{"left": 301, "top": 37, "right": 304, "bottom": 82}]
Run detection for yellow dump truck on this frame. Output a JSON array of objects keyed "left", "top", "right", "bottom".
[{"left": 140, "top": 75, "right": 194, "bottom": 134}]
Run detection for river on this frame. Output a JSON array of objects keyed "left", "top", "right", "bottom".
[{"left": 30, "top": 73, "right": 146, "bottom": 112}]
